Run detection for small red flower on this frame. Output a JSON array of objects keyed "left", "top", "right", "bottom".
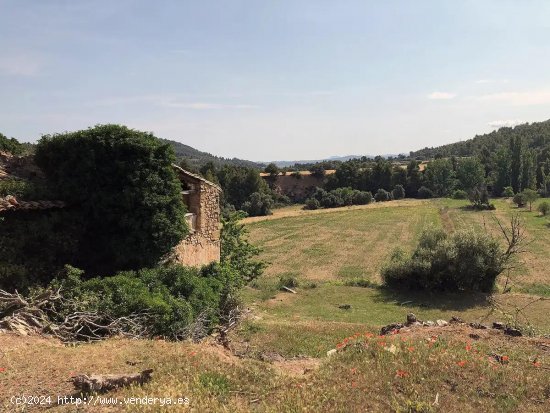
[
  {"left": 395, "top": 370, "right": 409, "bottom": 378},
  {"left": 533, "top": 361, "right": 541, "bottom": 367},
  {"left": 456, "top": 360, "right": 467, "bottom": 367},
  {"left": 351, "top": 381, "right": 357, "bottom": 388},
  {"left": 407, "top": 346, "right": 415, "bottom": 353},
  {"left": 465, "top": 343, "right": 472, "bottom": 352},
  {"left": 0, "top": 367, "right": 6, "bottom": 373},
  {"left": 350, "top": 368, "right": 357, "bottom": 375},
  {"left": 502, "top": 355, "right": 509, "bottom": 362}
]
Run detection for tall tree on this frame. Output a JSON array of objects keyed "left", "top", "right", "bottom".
[
  {"left": 456, "top": 157, "right": 485, "bottom": 191},
  {"left": 492, "top": 147, "right": 511, "bottom": 196},
  {"left": 509, "top": 136, "right": 523, "bottom": 193},
  {"left": 521, "top": 149, "right": 537, "bottom": 190},
  {"left": 424, "top": 158, "right": 455, "bottom": 197}
]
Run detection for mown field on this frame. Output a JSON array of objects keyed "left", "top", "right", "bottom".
[
  {"left": 1, "top": 198, "right": 549, "bottom": 412},
  {"left": 238, "top": 198, "right": 550, "bottom": 359}
]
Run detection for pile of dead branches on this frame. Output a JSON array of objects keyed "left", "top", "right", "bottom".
[{"left": 0, "top": 288, "right": 152, "bottom": 342}]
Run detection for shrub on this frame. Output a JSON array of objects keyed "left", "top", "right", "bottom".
[
  {"left": 521, "top": 188, "right": 539, "bottom": 211},
  {"left": 502, "top": 186, "right": 514, "bottom": 198},
  {"left": 241, "top": 191, "right": 273, "bottom": 216},
  {"left": 0, "top": 132, "right": 24, "bottom": 155},
  {"left": 34, "top": 124, "right": 188, "bottom": 275},
  {"left": 374, "top": 188, "right": 391, "bottom": 202},
  {"left": 382, "top": 226, "right": 504, "bottom": 292},
  {"left": 391, "top": 184, "right": 406, "bottom": 200},
  {"left": 352, "top": 190, "right": 373, "bottom": 205},
  {"left": 468, "top": 186, "right": 495, "bottom": 210},
  {"left": 417, "top": 186, "right": 433, "bottom": 199},
  {"left": 304, "top": 198, "right": 320, "bottom": 210},
  {"left": 538, "top": 201, "right": 550, "bottom": 216},
  {"left": 513, "top": 192, "right": 526, "bottom": 208},
  {"left": 320, "top": 192, "right": 342, "bottom": 208},
  {"left": 291, "top": 171, "right": 302, "bottom": 179},
  {"left": 452, "top": 189, "right": 468, "bottom": 199}
]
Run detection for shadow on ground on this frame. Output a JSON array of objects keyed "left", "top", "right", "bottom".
[{"left": 371, "top": 287, "right": 491, "bottom": 312}]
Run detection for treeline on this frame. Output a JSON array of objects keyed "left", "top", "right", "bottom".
[
  {"left": 163, "top": 138, "right": 264, "bottom": 170},
  {"left": 182, "top": 161, "right": 288, "bottom": 217},
  {"left": 409, "top": 119, "right": 550, "bottom": 159}
]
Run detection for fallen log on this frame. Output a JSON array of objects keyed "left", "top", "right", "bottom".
[{"left": 71, "top": 369, "right": 153, "bottom": 393}]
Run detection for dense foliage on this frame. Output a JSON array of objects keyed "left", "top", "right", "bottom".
[
  {"left": 304, "top": 187, "right": 373, "bottom": 209},
  {"left": 47, "top": 210, "right": 265, "bottom": 339},
  {"left": 162, "top": 138, "right": 263, "bottom": 169},
  {"left": 0, "top": 132, "right": 24, "bottom": 155},
  {"left": 33, "top": 124, "right": 188, "bottom": 275},
  {"left": 382, "top": 226, "right": 504, "bottom": 292}
]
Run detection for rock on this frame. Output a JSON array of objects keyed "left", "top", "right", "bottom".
[
  {"left": 436, "top": 319, "right": 448, "bottom": 327},
  {"left": 406, "top": 313, "right": 417, "bottom": 324},
  {"left": 326, "top": 349, "right": 337, "bottom": 357},
  {"left": 424, "top": 321, "right": 435, "bottom": 327},
  {"left": 492, "top": 322, "right": 505, "bottom": 330},
  {"left": 469, "top": 333, "right": 481, "bottom": 340},
  {"left": 449, "top": 316, "right": 464, "bottom": 324},
  {"left": 469, "top": 323, "right": 487, "bottom": 330},
  {"left": 504, "top": 327, "right": 522, "bottom": 337},
  {"left": 380, "top": 323, "right": 403, "bottom": 335},
  {"left": 338, "top": 304, "right": 351, "bottom": 310}
]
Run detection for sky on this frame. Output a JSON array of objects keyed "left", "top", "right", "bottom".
[{"left": 1, "top": 1, "right": 550, "bottom": 161}]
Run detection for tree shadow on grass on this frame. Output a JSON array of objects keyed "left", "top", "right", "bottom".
[{"left": 371, "top": 287, "right": 491, "bottom": 312}]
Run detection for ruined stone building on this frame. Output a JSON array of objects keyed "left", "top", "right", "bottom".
[{"left": 172, "top": 165, "right": 222, "bottom": 267}]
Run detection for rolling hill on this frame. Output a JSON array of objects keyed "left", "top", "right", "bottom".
[
  {"left": 162, "top": 138, "right": 265, "bottom": 169},
  {"left": 410, "top": 119, "right": 550, "bottom": 159}
]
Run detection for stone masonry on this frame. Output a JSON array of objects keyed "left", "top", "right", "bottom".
[{"left": 173, "top": 166, "right": 222, "bottom": 267}]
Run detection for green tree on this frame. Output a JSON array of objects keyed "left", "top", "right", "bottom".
[
  {"left": 405, "top": 160, "right": 423, "bottom": 198},
  {"left": 521, "top": 149, "right": 537, "bottom": 190},
  {"left": 493, "top": 147, "right": 511, "bottom": 196},
  {"left": 424, "top": 158, "right": 455, "bottom": 197},
  {"left": 0, "top": 132, "right": 24, "bottom": 155},
  {"left": 521, "top": 188, "right": 539, "bottom": 211},
  {"left": 35, "top": 124, "right": 188, "bottom": 274},
  {"left": 264, "top": 163, "right": 279, "bottom": 177},
  {"left": 510, "top": 136, "right": 522, "bottom": 193},
  {"left": 456, "top": 157, "right": 485, "bottom": 191}
]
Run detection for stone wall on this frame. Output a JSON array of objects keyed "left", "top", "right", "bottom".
[{"left": 175, "top": 176, "right": 221, "bottom": 267}]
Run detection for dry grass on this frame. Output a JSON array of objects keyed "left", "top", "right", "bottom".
[{"left": 1, "top": 325, "right": 548, "bottom": 412}]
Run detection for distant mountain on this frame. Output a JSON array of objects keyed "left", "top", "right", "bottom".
[
  {"left": 267, "top": 155, "right": 365, "bottom": 168},
  {"left": 409, "top": 120, "right": 550, "bottom": 159},
  {"left": 162, "top": 139, "right": 264, "bottom": 169}
]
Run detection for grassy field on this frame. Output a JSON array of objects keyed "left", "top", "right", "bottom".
[
  {"left": 1, "top": 198, "right": 549, "bottom": 412},
  {"left": 238, "top": 198, "right": 550, "bottom": 359}
]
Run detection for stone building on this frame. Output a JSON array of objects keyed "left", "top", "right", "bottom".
[{"left": 172, "top": 165, "right": 222, "bottom": 267}]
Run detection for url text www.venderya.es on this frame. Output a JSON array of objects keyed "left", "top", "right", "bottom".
[{"left": 11, "top": 395, "right": 190, "bottom": 407}]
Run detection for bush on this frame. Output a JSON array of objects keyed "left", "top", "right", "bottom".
[
  {"left": 417, "top": 186, "right": 433, "bottom": 199},
  {"left": 304, "top": 198, "right": 320, "bottom": 210},
  {"left": 521, "top": 188, "right": 539, "bottom": 211},
  {"left": 513, "top": 193, "right": 526, "bottom": 208},
  {"left": 320, "top": 192, "right": 342, "bottom": 208},
  {"left": 382, "top": 226, "right": 504, "bottom": 292},
  {"left": 452, "top": 189, "right": 468, "bottom": 199},
  {"left": 352, "top": 190, "right": 373, "bottom": 205},
  {"left": 538, "top": 201, "right": 550, "bottom": 216},
  {"left": 241, "top": 191, "right": 273, "bottom": 216},
  {"left": 374, "top": 188, "right": 391, "bottom": 202},
  {"left": 391, "top": 185, "right": 406, "bottom": 200},
  {"left": 34, "top": 124, "right": 188, "bottom": 275},
  {"left": 502, "top": 186, "right": 514, "bottom": 197},
  {"left": 468, "top": 186, "right": 495, "bottom": 210}
]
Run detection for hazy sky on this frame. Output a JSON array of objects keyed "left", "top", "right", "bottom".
[{"left": 1, "top": 1, "right": 550, "bottom": 161}]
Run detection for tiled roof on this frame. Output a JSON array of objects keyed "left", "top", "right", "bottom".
[
  {"left": 172, "top": 164, "right": 222, "bottom": 192},
  {"left": 0, "top": 195, "right": 65, "bottom": 213}
]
